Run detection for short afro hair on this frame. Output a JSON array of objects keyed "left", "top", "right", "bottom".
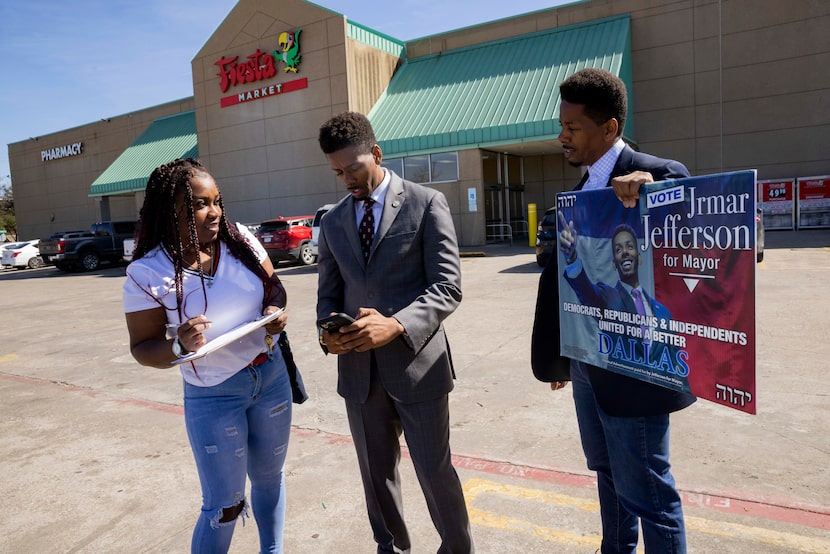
[
  {"left": 612, "top": 223, "right": 639, "bottom": 244},
  {"left": 559, "top": 68, "right": 627, "bottom": 137},
  {"left": 318, "top": 111, "right": 377, "bottom": 154}
]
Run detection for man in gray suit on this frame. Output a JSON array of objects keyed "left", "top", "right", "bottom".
[{"left": 316, "top": 112, "right": 473, "bottom": 554}]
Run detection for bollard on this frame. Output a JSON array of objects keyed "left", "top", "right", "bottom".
[{"left": 527, "top": 203, "right": 537, "bottom": 247}]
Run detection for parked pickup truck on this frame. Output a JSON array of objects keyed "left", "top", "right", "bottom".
[
  {"left": 38, "top": 230, "right": 91, "bottom": 265},
  {"left": 39, "top": 221, "right": 138, "bottom": 271}
]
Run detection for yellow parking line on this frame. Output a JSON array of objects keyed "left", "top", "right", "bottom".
[
  {"left": 685, "top": 515, "right": 830, "bottom": 553},
  {"left": 463, "top": 478, "right": 830, "bottom": 553},
  {"left": 468, "top": 506, "right": 602, "bottom": 548},
  {"left": 0, "top": 354, "right": 19, "bottom": 363},
  {"left": 464, "top": 479, "right": 602, "bottom": 549},
  {"left": 464, "top": 478, "right": 598, "bottom": 511}
]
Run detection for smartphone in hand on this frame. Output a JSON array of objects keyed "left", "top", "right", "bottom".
[{"left": 317, "top": 313, "right": 356, "bottom": 332}]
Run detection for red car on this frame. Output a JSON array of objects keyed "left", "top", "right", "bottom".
[{"left": 255, "top": 215, "right": 315, "bottom": 265}]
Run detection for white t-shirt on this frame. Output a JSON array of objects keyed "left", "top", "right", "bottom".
[{"left": 123, "top": 224, "right": 276, "bottom": 386}]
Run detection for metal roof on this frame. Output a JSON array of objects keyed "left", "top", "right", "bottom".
[
  {"left": 369, "top": 15, "right": 632, "bottom": 157},
  {"left": 89, "top": 111, "right": 198, "bottom": 197}
]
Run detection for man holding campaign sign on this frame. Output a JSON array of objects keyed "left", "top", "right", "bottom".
[
  {"left": 532, "top": 68, "right": 758, "bottom": 554},
  {"left": 531, "top": 68, "right": 696, "bottom": 554}
]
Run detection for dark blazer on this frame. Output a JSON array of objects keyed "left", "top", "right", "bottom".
[
  {"left": 316, "top": 171, "right": 462, "bottom": 404},
  {"left": 531, "top": 144, "right": 696, "bottom": 416}
]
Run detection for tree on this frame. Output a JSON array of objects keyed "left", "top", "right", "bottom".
[{"left": 0, "top": 180, "right": 15, "bottom": 240}]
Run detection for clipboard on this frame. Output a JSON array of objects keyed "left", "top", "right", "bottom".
[{"left": 172, "top": 308, "right": 284, "bottom": 365}]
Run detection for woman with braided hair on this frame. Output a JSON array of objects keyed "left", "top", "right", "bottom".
[{"left": 123, "top": 158, "right": 296, "bottom": 553}]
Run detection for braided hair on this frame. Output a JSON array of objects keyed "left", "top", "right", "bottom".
[{"left": 133, "top": 158, "right": 282, "bottom": 319}]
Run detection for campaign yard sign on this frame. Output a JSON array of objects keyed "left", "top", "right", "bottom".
[{"left": 556, "top": 170, "right": 757, "bottom": 414}]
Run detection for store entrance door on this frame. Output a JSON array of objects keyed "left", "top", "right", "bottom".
[{"left": 481, "top": 151, "right": 527, "bottom": 243}]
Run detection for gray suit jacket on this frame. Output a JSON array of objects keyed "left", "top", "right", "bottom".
[{"left": 317, "top": 171, "right": 462, "bottom": 404}]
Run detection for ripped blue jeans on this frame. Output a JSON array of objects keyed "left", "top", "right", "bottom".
[{"left": 183, "top": 353, "right": 293, "bottom": 554}]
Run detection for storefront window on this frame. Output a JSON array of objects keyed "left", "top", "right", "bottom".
[
  {"left": 404, "top": 155, "right": 430, "bottom": 183},
  {"left": 430, "top": 152, "right": 458, "bottom": 183},
  {"left": 381, "top": 158, "right": 403, "bottom": 177},
  {"left": 385, "top": 152, "right": 459, "bottom": 184}
]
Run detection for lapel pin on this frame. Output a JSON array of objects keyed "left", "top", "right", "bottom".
[{"left": 391, "top": 200, "right": 401, "bottom": 208}]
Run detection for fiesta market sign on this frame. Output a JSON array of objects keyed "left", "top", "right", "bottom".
[
  {"left": 214, "top": 30, "right": 307, "bottom": 108},
  {"left": 42, "top": 141, "right": 83, "bottom": 162}
]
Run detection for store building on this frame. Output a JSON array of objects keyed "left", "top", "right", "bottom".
[{"left": 8, "top": 0, "right": 829, "bottom": 244}]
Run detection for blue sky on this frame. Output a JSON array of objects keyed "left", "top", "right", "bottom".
[{"left": 0, "top": 0, "right": 572, "bottom": 188}]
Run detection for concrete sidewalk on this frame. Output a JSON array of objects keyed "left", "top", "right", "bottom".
[{"left": 1, "top": 232, "right": 828, "bottom": 552}]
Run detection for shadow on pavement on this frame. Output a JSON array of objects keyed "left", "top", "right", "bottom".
[
  {"left": 499, "top": 261, "right": 542, "bottom": 274},
  {"left": 0, "top": 264, "right": 127, "bottom": 281},
  {"left": 275, "top": 264, "right": 319, "bottom": 276}
]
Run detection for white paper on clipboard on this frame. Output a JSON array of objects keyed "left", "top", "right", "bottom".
[{"left": 172, "top": 308, "right": 284, "bottom": 365}]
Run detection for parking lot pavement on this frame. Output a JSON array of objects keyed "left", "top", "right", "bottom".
[{"left": 1, "top": 231, "right": 829, "bottom": 553}]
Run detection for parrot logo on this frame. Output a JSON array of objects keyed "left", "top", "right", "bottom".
[{"left": 274, "top": 29, "right": 302, "bottom": 73}]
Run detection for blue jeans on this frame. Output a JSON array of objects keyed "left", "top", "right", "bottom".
[
  {"left": 183, "top": 353, "right": 293, "bottom": 554},
  {"left": 571, "top": 361, "right": 686, "bottom": 554}
]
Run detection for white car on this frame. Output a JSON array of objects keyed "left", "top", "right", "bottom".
[
  {"left": 310, "top": 204, "right": 336, "bottom": 259},
  {"left": 1, "top": 242, "right": 24, "bottom": 268},
  {"left": 1, "top": 242, "right": 24, "bottom": 263},
  {"left": 1, "top": 239, "right": 44, "bottom": 269}
]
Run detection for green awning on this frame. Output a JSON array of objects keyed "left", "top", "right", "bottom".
[
  {"left": 369, "top": 15, "right": 633, "bottom": 157},
  {"left": 89, "top": 111, "right": 198, "bottom": 197}
]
